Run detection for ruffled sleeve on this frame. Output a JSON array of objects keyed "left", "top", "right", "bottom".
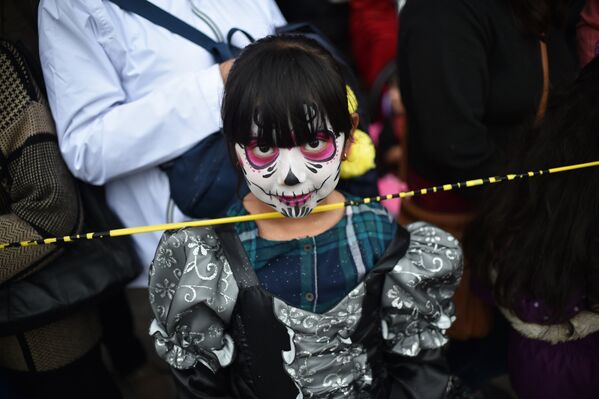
[
  {"left": 148, "top": 227, "right": 239, "bottom": 371},
  {"left": 381, "top": 222, "right": 463, "bottom": 357}
]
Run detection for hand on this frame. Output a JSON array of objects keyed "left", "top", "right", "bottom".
[
  {"left": 219, "top": 59, "right": 235, "bottom": 83},
  {"left": 388, "top": 85, "right": 405, "bottom": 115}
]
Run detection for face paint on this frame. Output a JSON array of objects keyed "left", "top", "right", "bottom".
[{"left": 236, "top": 128, "right": 345, "bottom": 218}]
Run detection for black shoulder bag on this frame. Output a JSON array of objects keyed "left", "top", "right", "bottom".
[{"left": 109, "top": 0, "right": 253, "bottom": 219}]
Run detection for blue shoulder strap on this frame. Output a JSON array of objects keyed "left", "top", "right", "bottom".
[{"left": 108, "top": 0, "right": 233, "bottom": 62}]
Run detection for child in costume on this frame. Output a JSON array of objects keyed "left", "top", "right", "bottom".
[
  {"left": 465, "top": 56, "right": 599, "bottom": 399},
  {"left": 148, "top": 35, "right": 463, "bottom": 399}
]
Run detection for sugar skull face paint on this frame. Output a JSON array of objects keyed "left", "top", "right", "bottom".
[{"left": 236, "top": 129, "right": 346, "bottom": 218}]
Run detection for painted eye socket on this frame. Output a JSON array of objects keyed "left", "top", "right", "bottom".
[
  {"left": 245, "top": 141, "right": 279, "bottom": 168},
  {"left": 300, "top": 131, "right": 336, "bottom": 161},
  {"left": 253, "top": 145, "right": 275, "bottom": 157},
  {"left": 305, "top": 140, "right": 327, "bottom": 152}
]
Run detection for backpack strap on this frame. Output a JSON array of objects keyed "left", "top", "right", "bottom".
[
  {"left": 108, "top": 0, "right": 232, "bottom": 62},
  {"left": 534, "top": 38, "right": 550, "bottom": 127}
]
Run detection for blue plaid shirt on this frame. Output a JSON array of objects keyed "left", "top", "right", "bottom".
[{"left": 228, "top": 196, "right": 397, "bottom": 313}]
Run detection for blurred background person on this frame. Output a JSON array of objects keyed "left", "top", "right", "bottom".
[
  {"left": 348, "top": 0, "right": 407, "bottom": 218},
  {"left": 578, "top": 0, "right": 599, "bottom": 66},
  {"left": 37, "top": 1, "right": 285, "bottom": 397},
  {"left": 0, "top": 38, "right": 139, "bottom": 399},
  {"left": 465, "top": 55, "right": 599, "bottom": 399},
  {"left": 38, "top": 0, "right": 286, "bottom": 287},
  {"left": 397, "top": 0, "right": 584, "bottom": 392}
]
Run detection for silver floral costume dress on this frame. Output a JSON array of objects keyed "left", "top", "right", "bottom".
[{"left": 149, "top": 221, "right": 462, "bottom": 399}]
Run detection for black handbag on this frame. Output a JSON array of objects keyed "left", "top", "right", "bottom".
[
  {"left": 0, "top": 183, "right": 141, "bottom": 336},
  {"left": 0, "top": 41, "right": 141, "bottom": 336}
]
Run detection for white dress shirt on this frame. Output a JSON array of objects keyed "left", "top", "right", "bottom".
[{"left": 39, "top": 0, "right": 286, "bottom": 286}]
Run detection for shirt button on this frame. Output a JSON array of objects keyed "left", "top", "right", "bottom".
[
  {"left": 305, "top": 292, "right": 315, "bottom": 302},
  {"left": 303, "top": 244, "right": 312, "bottom": 252}
]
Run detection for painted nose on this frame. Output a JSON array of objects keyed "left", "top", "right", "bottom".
[{"left": 284, "top": 170, "right": 300, "bottom": 186}]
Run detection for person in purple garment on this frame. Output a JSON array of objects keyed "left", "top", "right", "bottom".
[{"left": 464, "top": 55, "right": 599, "bottom": 399}]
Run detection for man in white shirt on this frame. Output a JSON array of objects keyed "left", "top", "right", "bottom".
[
  {"left": 38, "top": 0, "right": 286, "bottom": 287},
  {"left": 39, "top": 2, "right": 285, "bottom": 396}
]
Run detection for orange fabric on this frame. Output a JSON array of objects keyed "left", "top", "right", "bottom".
[{"left": 447, "top": 267, "right": 494, "bottom": 340}]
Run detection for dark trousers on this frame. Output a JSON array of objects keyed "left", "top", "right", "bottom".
[{"left": 446, "top": 310, "right": 510, "bottom": 388}]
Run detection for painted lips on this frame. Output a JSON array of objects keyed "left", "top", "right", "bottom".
[{"left": 276, "top": 192, "right": 313, "bottom": 207}]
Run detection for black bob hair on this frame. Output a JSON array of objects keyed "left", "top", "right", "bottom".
[
  {"left": 464, "top": 55, "right": 599, "bottom": 323},
  {"left": 221, "top": 35, "right": 353, "bottom": 149}
]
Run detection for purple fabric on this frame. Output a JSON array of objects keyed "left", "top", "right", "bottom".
[
  {"left": 506, "top": 298, "right": 598, "bottom": 398},
  {"left": 472, "top": 279, "right": 599, "bottom": 397},
  {"left": 473, "top": 276, "right": 585, "bottom": 324},
  {"left": 514, "top": 297, "right": 585, "bottom": 324},
  {"left": 508, "top": 329, "right": 599, "bottom": 399}
]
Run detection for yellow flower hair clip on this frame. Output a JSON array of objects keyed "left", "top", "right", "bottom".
[{"left": 341, "top": 86, "right": 376, "bottom": 179}]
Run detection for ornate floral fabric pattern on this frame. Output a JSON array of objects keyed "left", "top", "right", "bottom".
[
  {"left": 273, "top": 283, "right": 371, "bottom": 398},
  {"left": 149, "top": 227, "right": 239, "bottom": 371},
  {"left": 147, "top": 222, "right": 462, "bottom": 397},
  {"left": 381, "top": 222, "right": 463, "bottom": 356}
]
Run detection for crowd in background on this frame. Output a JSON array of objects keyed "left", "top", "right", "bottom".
[{"left": 0, "top": 0, "right": 598, "bottom": 398}]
